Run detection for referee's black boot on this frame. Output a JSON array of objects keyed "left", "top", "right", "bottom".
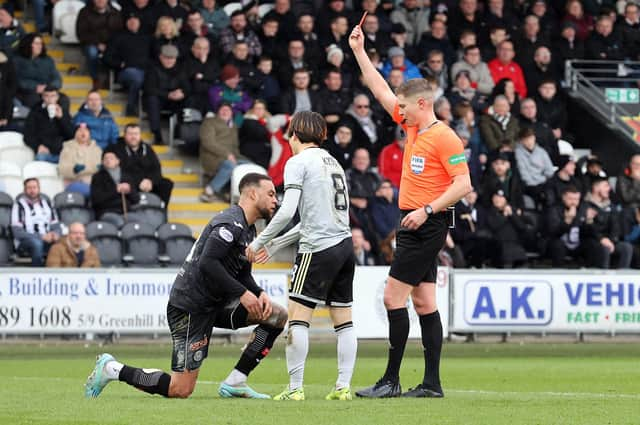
[
  {"left": 355, "top": 379, "right": 402, "bottom": 398},
  {"left": 401, "top": 383, "right": 444, "bottom": 398}
]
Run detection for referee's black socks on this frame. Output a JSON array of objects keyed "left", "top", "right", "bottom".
[
  {"left": 234, "top": 324, "right": 283, "bottom": 376},
  {"left": 419, "top": 311, "right": 443, "bottom": 389},
  {"left": 119, "top": 365, "right": 171, "bottom": 397},
  {"left": 382, "top": 308, "right": 409, "bottom": 383}
]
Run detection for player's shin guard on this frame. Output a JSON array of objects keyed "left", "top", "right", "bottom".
[
  {"left": 335, "top": 321, "right": 357, "bottom": 389},
  {"left": 234, "top": 324, "right": 283, "bottom": 376},
  {"left": 419, "top": 311, "right": 443, "bottom": 389},
  {"left": 286, "top": 320, "right": 310, "bottom": 390},
  {"left": 382, "top": 308, "right": 409, "bottom": 383},
  {"left": 118, "top": 365, "right": 171, "bottom": 397}
]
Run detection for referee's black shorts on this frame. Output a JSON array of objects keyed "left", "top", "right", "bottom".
[{"left": 389, "top": 210, "right": 448, "bottom": 286}]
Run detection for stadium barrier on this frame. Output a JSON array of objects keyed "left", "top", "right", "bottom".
[{"left": 1, "top": 268, "right": 638, "bottom": 337}]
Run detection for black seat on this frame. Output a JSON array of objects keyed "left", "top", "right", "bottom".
[
  {"left": 121, "top": 222, "right": 161, "bottom": 266},
  {"left": 54, "top": 191, "right": 94, "bottom": 225},
  {"left": 0, "top": 191, "right": 13, "bottom": 229},
  {"left": 157, "top": 222, "right": 195, "bottom": 265},
  {"left": 131, "top": 192, "right": 167, "bottom": 229},
  {"left": 86, "top": 221, "right": 123, "bottom": 266},
  {"left": 0, "top": 227, "right": 14, "bottom": 265}
]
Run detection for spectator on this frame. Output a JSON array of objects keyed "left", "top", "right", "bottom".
[
  {"left": 545, "top": 186, "right": 591, "bottom": 267},
  {"left": 257, "top": 16, "right": 283, "bottom": 61},
  {"left": 13, "top": 33, "right": 62, "bottom": 108},
  {"left": 488, "top": 40, "right": 527, "bottom": 98},
  {"left": 91, "top": 151, "right": 143, "bottom": 227},
  {"left": 585, "top": 14, "right": 625, "bottom": 61},
  {"left": 58, "top": 123, "right": 102, "bottom": 197},
  {"left": 514, "top": 15, "right": 548, "bottom": 66},
  {"left": 534, "top": 79, "right": 567, "bottom": 141},
  {"left": 346, "top": 147, "right": 381, "bottom": 213},
  {"left": 121, "top": 0, "right": 156, "bottom": 35},
  {"left": 280, "top": 68, "right": 320, "bottom": 115},
  {"left": 450, "top": 45, "right": 495, "bottom": 97},
  {"left": 226, "top": 41, "right": 260, "bottom": 96},
  {"left": 616, "top": 2, "right": 639, "bottom": 60},
  {"left": 480, "top": 151, "right": 524, "bottom": 209},
  {"left": 481, "top": 24, "right": 508, "bottom": 62},
  {"left": 76, "top": 0, "right": 123, "bottom": 88},
  {"left": 390, "top": 0, "right": 430, "bottom": 47},
  {"left": 179, "top": 10, "right": 217, "bottom": 54},
  {"left": 552, "top": 21, "right": 585, "bottom": 68},
  {"left": 208, "top": 64, "right": 253, "bottom": 126},
  {"left": 316, "top": 67, "right": 350, "bottom": 131},
  {"left": 354, "top": 0, "right": 393, "bottom": 35},
  {"left": 319, "top": 14, "right": 350, "bottom": 58},
  {"left": 454, "top": 102, "right": 487, "bottom": 183},
  {"left": 11, "top": 177, "right": 61, "bottom": 266},
  {"left": 254, "top": 55, "right": 281, "bottom": 113},
  {"left": 528, "top": 0, "right": 558, "bottom": 42},
  {"left": 368, "top": 179, "right": 400, "bottom": 264},
  {"left": 46, "top": 222, "right": 101, "bottom": 268},
  {"left": 447, "top": 69, "right": 484, "bottom": 112},
  {"left": 109, "top": 123, "right": 174, "bottom": 205},
  {"left": 483, "top": 0, "right": 520, "bottom": 39},
  {"left": 24, "top": 86, "right": 74, "bottom": 163},
  {"left": 199, "top": 103, "right": 246, "bottom": 202},
  {"left": 388, "top": 23, "right": 418, "bottom": 64},
  {"left": 263, "top": 0, "right": 297, "bottom": 42},
  {"left": 418, "top": 49, "right": 449, "bottom": 92},
  {"left": 479, "top": 94, "right": 519, "bottom": 151},
  {"left": 378, "top": 125, "right": 405, "bottom": 189},
  {"left": 219, "top": 10, "right": 262, "bottom": 60},
  {"left": 144, "top": 44, "right": 190, "bottom": 144},
  {"left": 352, "top": 227, "right": 377, "bottom": 266},
  {"left": 434, "top": 96, "right": 453, "bottom": 125},
  {"left": 361, "top": 13, "right": 393, "bottom": 58},
  {"left": 0, "top": 5, "right": 25, "bottom": 54},
  {"left": 0, "top": 49, "right": 15, "bottom": 129},
  {"left": 184, "top": 36, "right": 220, "bottom": 114},
  {"left": 381, "top": 46, "right": 421, "bottom": 81},
  {"left": 524, "top": 45, "right": 559, "bottom": 95},
  {"left": 294, "top": 13, "right": 322, "bottom": 66},
  {"left": 199, "top": 0, "right": 229, "bottom": 40},
  {"left": 103, "top": 13, "right": 151, "bottom": 117},
  {"left": 452, "top": 188, "right": 489, "bottom": 267},
  {"left": 152, "top": 0, "right": 188, "bottom": 26},
  {"left": 583, "top": 177, "right": 633, "bottom": 269},
  {"left": 73, "top": 90, "right": 119, "bottom": 151},
  {"left": 238, "top": 100, "right": 272, "bottom": 169},
  {"left": 489, "top": 77, "right": 520, "bottom": 114},
  {"left": 616, "top": 154, "right": 640, "bottom": 209},
  {"left": 317, "top": 0, "right": 347, "bottom": 40},
  {"left": 515, "top": 127, "right": 555, "bottom": 205},
  {"left": 343, "top": 94, "right": 385, "bottom": 163},
  {"left": 276, "top": 38, "right": 318, "bottom": 91},
  {"left": 561, "top": 0, "right": 593, "bottom": 42},
  {"left": 580, "top": 156, "right": 608, "bottom": 194},
  {"left": 447, "top": 0, "right": 484, "bottom": 48},
  {"left": 455, "top": 29, "right": 478, "bottom": 61},
  {"left": 545, "top": 154, "right": 581, "bottom": 207},
  {"left": 386, "top": 67, "right": 405, "bottom": 92},
  {"left": 324, "top": 44, "right": 354, "bottom": 89},
  {"left": 325, "top": 122, "right": 357, "bottom": 170},
  {"left": 518, "top": 97, "right": 557, "bottom": 161},
  {"left": 151, "top": 16, "right": 181, "bottom": 59},
  {"left": 484, "top": 188, "right": 529, "bottom": 268},
  {"left": 416, "top": 17, "right": 456, "bottom": 67}
]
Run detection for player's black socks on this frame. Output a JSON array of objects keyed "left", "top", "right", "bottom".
[
  {"left": 235, "top": 324, "right": 283, "bottom": 375},
  {"left": 118, "top": 365, "right": 171, "bottom": 397},
  {"left": 419, "top": 311, "right": 443, "bottom": 389},
  {"left": 382, "top": 308, "right": 409, "bottom": 383}
]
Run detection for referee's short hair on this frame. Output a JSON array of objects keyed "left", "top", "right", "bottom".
[
  {"left": 239, "top": 173, "right": 272, "bottom": 193},
  {"left": 396, "top": 78, "right": 435, "bottom": 101},
  {"left": 287, "top": 110, "right": 327, "bottom": 145}
]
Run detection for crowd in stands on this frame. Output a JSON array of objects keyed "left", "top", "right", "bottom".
[{"left": 1, "top": 0, "right": 640, "bottom": 268}]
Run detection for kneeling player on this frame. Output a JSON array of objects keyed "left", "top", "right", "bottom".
[{"left": 85, "top": 173, "right": 288, "bottom": 399}]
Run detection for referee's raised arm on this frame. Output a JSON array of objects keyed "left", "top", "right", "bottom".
[{"left": 349, "top": 24, "right": 397, "bottom": 116}]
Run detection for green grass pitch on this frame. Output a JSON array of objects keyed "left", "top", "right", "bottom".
[{"left": 0, "top": 341, "right": 638, "bottom": 425}]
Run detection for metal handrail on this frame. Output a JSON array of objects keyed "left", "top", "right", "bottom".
[{"left": 564, "top": 60, "right": 638, "bottom": 142}]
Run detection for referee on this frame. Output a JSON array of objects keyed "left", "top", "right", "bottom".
[{"left": 349, "top": 25, "right": 472, "bottom": 398}]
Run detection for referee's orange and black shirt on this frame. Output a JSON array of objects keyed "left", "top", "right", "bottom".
[{"left": 392, "top": 103, "right": 469, "bottom": 210}]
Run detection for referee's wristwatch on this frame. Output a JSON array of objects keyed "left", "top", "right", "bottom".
[{"left": 424, "top": 204, "right": 434, "bottom": 217}]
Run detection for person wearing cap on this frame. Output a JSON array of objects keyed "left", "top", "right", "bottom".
[
  {"left": 416, "top": 19, "right": 456, "bottom": 68},
  {"left": 76, "top": 0, "right": 124, "bottom": 88},
  {"left": 23, "top": 85, "right": 74, "bottom": 163},
  {"left": 73, "top": 90, "right": 119, "bottom": 151},
  {"left": 390, "top": 0, "right": 431, "bottom": 47},
  {"left": 418, "top": 49, "right": 449, "bottom": 92},
  {"left": 58, "top": 122, "right": 103, "bottom": 197},
  {"left": 451, "top": 44, "right": 495, "bottom": 96},
  {"left": 219, "top": 10, "right": 262, "bottom": 59},
  {"left": 0, "top": 5, "right": 26, "bottom": 54},
  {"left": 544, "top": 154, "right": 581, "bottom": 207},
  {"left": 485, "top": 187, "right": 529, "bottom": 268},
  {"left": 480, "top": 150, "right": 524, "bottom": 209},
  {"left": 552, "top": 19, "right": 585, "bottom": 65},
  {"left": 208, "top": 64, "right": 253, "bottom": 126},
  {"left": 144, "top": 44, "right": 190, "bottom": 144},
  {"left": 381, "top": 45, "right": 421, "bottom": 81},
  {"left": 103, "top": 13, "right": 152, "bottom": 117}
]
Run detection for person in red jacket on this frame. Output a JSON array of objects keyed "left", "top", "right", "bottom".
[
  {"left": 377, "top": 125, "right": 406, "bottom": 189},
  {"left": 487, "top": 40, "right": 527, "bottom": 98}
]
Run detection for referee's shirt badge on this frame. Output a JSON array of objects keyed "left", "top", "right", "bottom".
[{"left": 411, "top": 155, "right": 425, "bottom": 174}]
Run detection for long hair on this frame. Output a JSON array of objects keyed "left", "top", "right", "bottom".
[
  {"left": 17, "top": 33, "right": 47, "bottom": 59},
  {"left": 286, "top": 111, "right": 327, "bottom": 145}
]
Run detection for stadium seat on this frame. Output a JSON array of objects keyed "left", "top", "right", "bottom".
[
  {"left": 223, "top": 2, "right": 241, "bottom": 16},
  {"left": 0, "top": 131, "right": 26, "bottom": 150},
  {"left": 230, "top": 163, "right": 268, "bottom": 204},
  {"left": 0, "top": 175, "right": 24, "bottom": 199},
  {"left": 131, "top": 192, "right": 167, "bottom": 229},
  {"left": 258, "top": 3, "right": 274, "bottom": 17},
  {"left": 22, "top": 161, "right": 59, "bottom": 179},
  {"left": 0, "top": 229, "right": 14, "bottom": 265},
  {"left": 86, "top": 221, "right": 123, "bottom": 266},
  {"left": 0, "top": 191, "right": 13, "bottom": 229},
  {"left": 52, "top": 0, "right": 84, "bottom": 43},
  {"left": 38, "top": 177, "right": 65, "bottom": 200},
  {"left": 0, "top": 161, "right": 22, "bottom": 177},
  {"left": 0, "top": 146, "right": 35, "bottom": 170},
  {"left": 121, "top": 222, "right": 161, "bottom": 266},
  {"left": 54, "top": 191, "right": 93, "bottom": 225},
  {"left": 157, "top": 222, "right": 195, "bottom": 265}
]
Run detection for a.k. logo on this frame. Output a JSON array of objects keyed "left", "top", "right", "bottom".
[{"left": 411, "top": 155, "right": 425, "bottom": 174}]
